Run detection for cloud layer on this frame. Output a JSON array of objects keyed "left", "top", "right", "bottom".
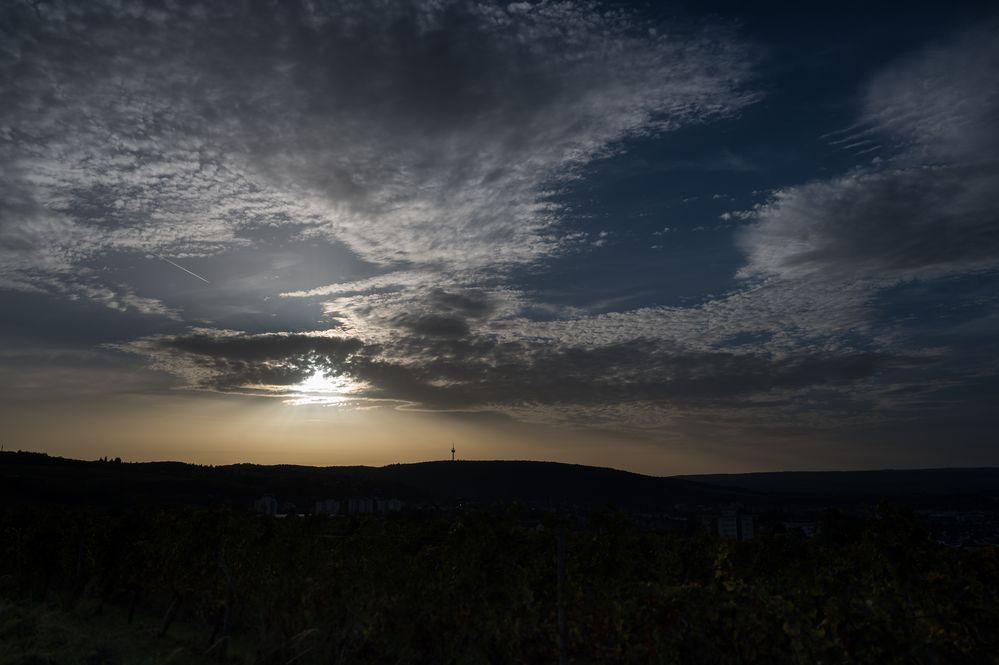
[{"left": 120, "top": 327, "right": 931, "bottom": 418}]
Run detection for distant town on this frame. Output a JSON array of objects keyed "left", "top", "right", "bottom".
[{"left": 4, "top": 449, "right": 999, "bottom": 547}]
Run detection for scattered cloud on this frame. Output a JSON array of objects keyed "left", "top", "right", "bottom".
[
  {"left": 740, "top": 22, "right": 999, "bottom": 283},
  {"left": 738, "top": 164, "right": 999, "bottom": 281},
  {"left": 0, "top": 0, "right": 758, "bottom": 311}
]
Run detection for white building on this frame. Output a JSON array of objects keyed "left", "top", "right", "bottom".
[
  {"left": 348, "top": 498, "right": 374, "bottom": 514},
  {"left": 740, "top": 514, "right": 755, "bottom": 540},
  {"left": 782, "top": 520, "right": 818, "bottom": 537},
  {"left": 253, "top": 495, "right": 278, "bottom": 515},
  {"left": 717, "top": 510, "right": 754, "bottom": 540},
  {"left": 315, "top": 499, "right": 340, "bottom": 515},
  {"left": 375, "top": 498, "right": 404, "bottom": 514},
  {"left": 718, "top": 512, "right": 740, "bottom": 540}
]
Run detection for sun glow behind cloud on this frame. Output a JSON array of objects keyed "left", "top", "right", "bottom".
[{"left": 284, "top": 370, "right": 361, "bottom": 406}]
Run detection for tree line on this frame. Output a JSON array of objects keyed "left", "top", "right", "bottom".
[{"left": 0, "top": 505, "right": 996, "bottom": 664}]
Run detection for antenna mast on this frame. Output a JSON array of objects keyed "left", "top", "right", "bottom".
[{"left": 451, "top": 444, "right": 456, "bottom": 462}]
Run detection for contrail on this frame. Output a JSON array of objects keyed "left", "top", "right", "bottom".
[{"left": 154, "top": 253, "right": 210, "bottom": 284}]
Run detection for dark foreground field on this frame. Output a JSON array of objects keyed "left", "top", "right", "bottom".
[{"left": 1, "top": 505, "right": 997, "bottom": 665}]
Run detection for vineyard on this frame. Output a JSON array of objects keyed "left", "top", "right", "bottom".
[{"left": 1, "top": 506, "right": 997, "bottom": 664}]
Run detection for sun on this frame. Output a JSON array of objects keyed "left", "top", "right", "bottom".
[
  {"left": 286, "top": 370, "right": 358, "bottom": 405},
  {"left": 296, "top": 370, "right": 351, "bottom": 393}
]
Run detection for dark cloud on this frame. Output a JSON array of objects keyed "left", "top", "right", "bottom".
[
  {"left": 371, "top": 339, "right": 932, "bottom": 410},
  {"left": 166, "top": 332, "right": 363, "bottom": 363},
  {"left": 149, "top": 331, "right": 365, "bottom": 389},
  {"left": 427, "top": 289, "right": 496, "bottom": 318},
  {"left": 392, "top": 313, "right": 471, "bottom": 338},
  {"left": 382, "top": 289, "right": 498, "bottom": 337},
  {"left": 124, "top": 329, "right": 934, "bottom": 417}
]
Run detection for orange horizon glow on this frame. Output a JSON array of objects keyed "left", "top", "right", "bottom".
[{"left": 3, "top": 390, "right": 984, "bottom": 476}]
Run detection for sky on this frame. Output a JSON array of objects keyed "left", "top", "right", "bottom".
[{"left": 1, "top": 1, "right": 998, "bottom": 474}]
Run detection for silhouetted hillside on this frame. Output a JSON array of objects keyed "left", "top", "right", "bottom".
[
  {"left": 0, "top": 452, "right": 404, "bottom": 510},
  {"left": 347, "top": 460, "right": 740, "bottom": 507},
  {"left": 0, "top": 452, "right": 736, "bottom": 510},
  {"left": 5, "top": 452, "right": 996, "bottom": 512}
]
